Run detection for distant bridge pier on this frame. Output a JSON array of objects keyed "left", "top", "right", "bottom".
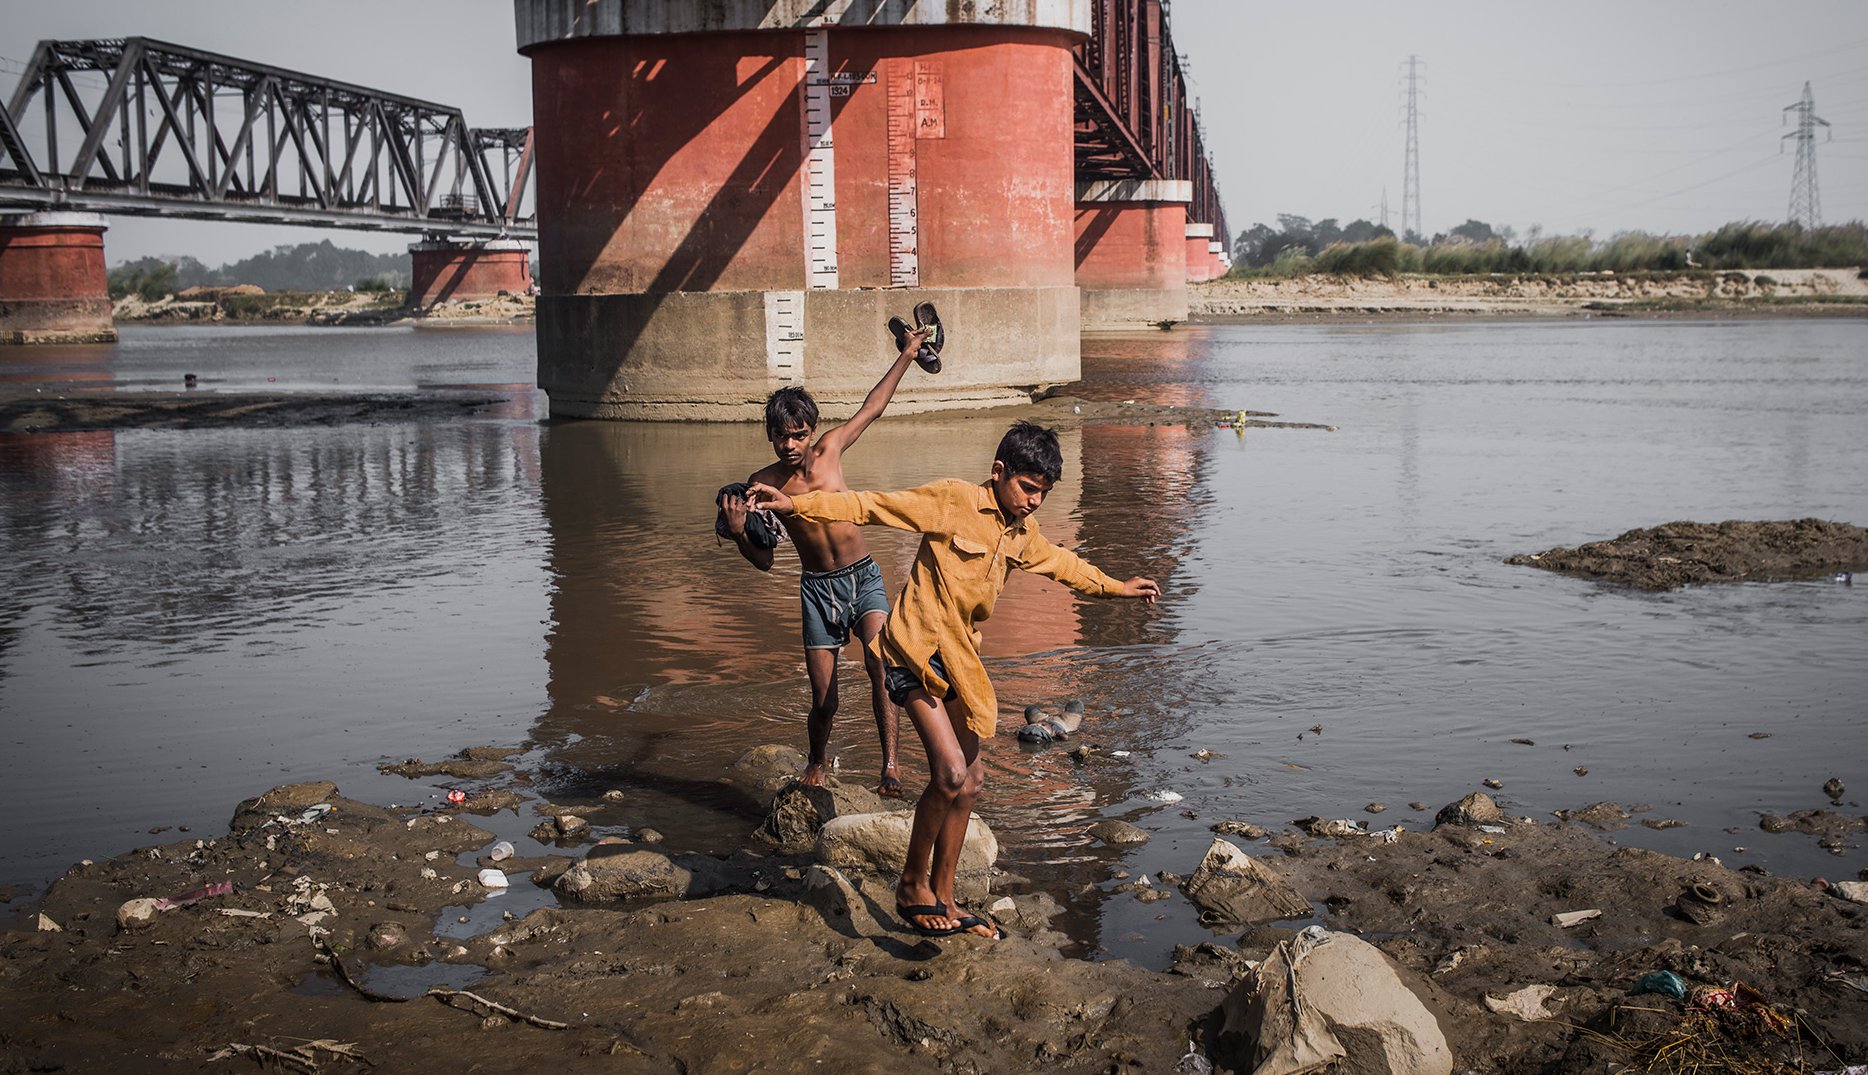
[
  {"left": 1183, "top": 223, "right": 1219, "bottom": 282},
  {"left": 408, "top": 239, "right": 534, "bottom": 307},
  {"left": 0, "top": 212, "right": 114, "bottom": 345},
  {"left": 1074, "top": 180, "right": 1190, "bottom": 329},
  {"left": 514, "top": 2, "right": 1090, "bottom": 420}
]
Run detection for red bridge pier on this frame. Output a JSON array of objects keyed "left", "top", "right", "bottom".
[
  {"left": 0, "top": 212, "right": 115, "bottom": 345},
  {"left": 514, "top": 2, "right": 1092, "bottom": 420},
  {"left": 408, "top": 239, "right": 534, "bottom": 307},
  {"left": 1073, "top": 179, "right": 1190, "bottom": 328}
]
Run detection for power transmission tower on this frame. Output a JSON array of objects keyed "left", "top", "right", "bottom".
[
  {"left": 1379, "top": 187, "right": 1390, "bottom": 230},
  {"left": 1782, "top": 81, "right": 1830, "bottom": 229},
  {"left": 1401, "top": 55, "right": 1423, "bottom": 240}
]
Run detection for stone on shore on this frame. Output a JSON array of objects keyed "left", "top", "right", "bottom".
[
  {"left": 1179, "top": 838, "right": 1311, "bottom": 925},
  {"left": 1433, "top": 792, "right": 1503, "bottom": 828},
  {"left": 1222, "top": 929, "right": 1452, "bottom": 1075},
  {"left": 726, "top": 744, "right": 810, "bottom": 795},
  {"left": 553, "top": 847, "right": 693, "bottom": 903},
  {"left": 814, "top": 811, "right": 997, "bottom": 902},
  {"left": 757, "top": 779, "right": 899, "bottom": 853}
]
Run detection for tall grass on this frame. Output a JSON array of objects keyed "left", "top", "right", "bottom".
[{"left": 1232, "top": 221, "right": 1866, "bottom": 278}]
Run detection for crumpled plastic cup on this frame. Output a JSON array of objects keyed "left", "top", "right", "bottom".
[{"left": 478, "top": 868, "right": 509, "bottom": 889}]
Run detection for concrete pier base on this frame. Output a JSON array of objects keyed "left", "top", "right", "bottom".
[
  {"left": 0, "top": 213, "right": 115, "bottom": 345},
  {"left": 1075, "top": 180, "right": 1190, "bottom": 329},
  {"left": 540, "top": 285, "right": 1078, "bottom": 420},
  {"left": 409, "top": 239, "right": 533, "bottom": 306},
  {"left": 1184, "top": 223, "right": 1217, "bottom": 282}
]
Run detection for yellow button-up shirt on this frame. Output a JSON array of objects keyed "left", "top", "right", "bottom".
[{"left": 789, "top": 479, "right": 1125, "bottom": 737}]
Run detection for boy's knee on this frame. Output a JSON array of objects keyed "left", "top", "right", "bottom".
[{"left": 926, "top": 763, "right": 970, "bottom": 797}]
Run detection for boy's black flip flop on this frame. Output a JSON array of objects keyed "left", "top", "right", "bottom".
[
  {"left": 887, "top": 315, "right": 913, "bottom": 355},
  {"left": 911, "top": 301, "right": 943, "bottom": 374},
  {"left": 896, "top": 901, "right": 963, "bottom": 937}
]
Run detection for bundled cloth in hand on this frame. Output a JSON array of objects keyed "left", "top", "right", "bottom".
[{"left": 716, "top": 482, "right": 789, "bottom": 550}]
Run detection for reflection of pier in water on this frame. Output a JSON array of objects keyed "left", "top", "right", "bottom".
[{"left": 534, "top": 352, "right": 1220, "bottom": 949}]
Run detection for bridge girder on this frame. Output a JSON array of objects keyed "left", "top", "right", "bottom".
[
  {"left": 0, "top": 38, "right": 535, "bottom": 240},
  {"left": 1074, "top": 0, "right": 1227, "bottom": 247}
]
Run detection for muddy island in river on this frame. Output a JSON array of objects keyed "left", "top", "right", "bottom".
[{"left": 1508, "top": 519, "right": 1868, "bottom": 591}]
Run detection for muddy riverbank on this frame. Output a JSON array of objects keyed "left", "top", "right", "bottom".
[
  {"left": 111, "top": 288, "right": 535, "bottom": 327},
  {"left": 3, "top": 761, "right": 1864, "bottom": 1073}
]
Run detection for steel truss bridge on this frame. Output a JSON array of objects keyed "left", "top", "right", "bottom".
[
  {"left": 0, "top": 38, "right": 535, "bottom": 239},
  {"left": 1075, "top": 0, "right": 1227, "bottom": 242},
  {"left": 0, "top": 15, "right": 1225, "bottom": 250}
]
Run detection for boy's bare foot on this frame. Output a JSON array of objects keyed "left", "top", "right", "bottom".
[
  {"left": 799, "top": 763, "right": 828, "bottom": 788},
  {"left": 947, "top": 904, "right": 1005, "bottom": 940},
  {"left": 877, "top": 767, "right": 904, "bottom": 798}
]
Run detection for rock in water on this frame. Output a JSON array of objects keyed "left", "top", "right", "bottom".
[{"left": 1179, "top": 838, "right": 1310, "bottom": 926}]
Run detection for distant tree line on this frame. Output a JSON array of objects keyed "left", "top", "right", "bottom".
[
  {"left": 108, "top": 239, "right": 411, "bottom": 300},
  {"left": 1230, "top": 217, "right": 1868, "bottom": 277}
]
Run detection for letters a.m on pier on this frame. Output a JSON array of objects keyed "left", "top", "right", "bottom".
[{"left": 514, "top": 0, "right": 1092, "bottom": 420}]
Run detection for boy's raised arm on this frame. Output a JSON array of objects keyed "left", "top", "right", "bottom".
[{"left": 816, "top": 327, "right": 929, "bottom": 455}]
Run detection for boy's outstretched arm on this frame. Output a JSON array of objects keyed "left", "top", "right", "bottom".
[
  {"left": 747, "top": 479, "right": 954, "bottom": 535},
  {"left": 1017, "top": 530, "right": 1160, "bottom": 604},
  {"left": 815, "top": 326, "right": 929, "bottom": 455}
]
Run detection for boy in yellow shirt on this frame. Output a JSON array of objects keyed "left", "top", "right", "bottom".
[{"left": 748, "top": 421, "right": 1159, "bottom": 939}]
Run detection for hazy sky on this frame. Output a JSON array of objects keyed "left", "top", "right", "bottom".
[{"left": 6, "top": 1, "right": 1866, "bottom": 265}]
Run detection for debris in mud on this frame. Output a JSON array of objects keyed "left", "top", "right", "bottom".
[
  {"left": 1506, "top": 518, "right": 1868, "bottom": 590},
  {"left": 5, "top": 764, "right": 1868, "bottom": 1072}
]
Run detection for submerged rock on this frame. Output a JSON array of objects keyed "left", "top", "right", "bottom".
[{"left": 1179, "top": 838, "right": 1310, "bottom": 926}]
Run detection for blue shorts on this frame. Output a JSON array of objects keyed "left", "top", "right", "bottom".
[
  {"left": 884, "top": 652, "right": 959, "bottom": 707},
  {"left": 800, "top": 555, "right": 890, "bottom": 650}
]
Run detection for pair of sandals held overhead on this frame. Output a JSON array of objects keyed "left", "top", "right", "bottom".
[
  {"left": 895, "top": 899, "right": 1005, "bottom": 940},
  {"left": 887, "top": 301, "right": 945, "bottom": 374}
]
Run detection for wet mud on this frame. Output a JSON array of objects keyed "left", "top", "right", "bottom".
[{"left": 3, "top": 758, "right": 1864, "bottom": 1073}]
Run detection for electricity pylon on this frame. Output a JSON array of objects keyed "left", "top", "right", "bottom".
[
  {"left": 1782, "top": 81, "right": 1829, "bottom": 229},
  {"left": 1401, "top": 55, "right": 1423, "bottom": 240}
]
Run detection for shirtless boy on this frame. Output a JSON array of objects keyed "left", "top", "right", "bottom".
[{"left": 720, "top": 326, "right": 931, "bottom": 795}]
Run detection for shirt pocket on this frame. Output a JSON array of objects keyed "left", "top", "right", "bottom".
[{"left": 947, "top": 534, "right": 995, "bottom": 588}]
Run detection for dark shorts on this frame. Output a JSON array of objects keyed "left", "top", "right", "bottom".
[
  {"left": 884, "top": 651, "right": 959, "bottom": 707},
  {"left": 799, "top": 555, "right": 890, "bottom": 650}
]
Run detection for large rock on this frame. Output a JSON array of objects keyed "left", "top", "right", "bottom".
[
  {"left": 1222, "top": 929, "right": 1452, "bottom": 1075},
  {"left": 553, "top": 848, "right": 692, "bottom": 903},
  {"left": 1433, "top": 792, "right": 1503, "bottom": 828},
  {"left": 726, "top": 745, "right": 809, "bottom": 795},
  {"left": 756, "top": 780, "right": 898, "bottom": 853},
  {"left": 814, "top": 811, "right": 997, "bottom": 903},
  {"left": 1179, "top": 838, "right": 1311, "bottom": 926}
]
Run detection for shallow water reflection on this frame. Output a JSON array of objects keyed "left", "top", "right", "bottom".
[{"left": 2, "top": 318, "right": 1864, "bottom": 969}]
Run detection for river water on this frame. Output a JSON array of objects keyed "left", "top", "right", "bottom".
[{"left": 1, "top": 318, "right": 1863, "bottom": 966}]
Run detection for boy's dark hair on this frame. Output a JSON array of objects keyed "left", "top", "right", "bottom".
[
  {"left": 994, "top": 421, "right": 1063, "bottom": 483},
  {"left": 764, "top": 386, "right": 819, "bottom": 438}
]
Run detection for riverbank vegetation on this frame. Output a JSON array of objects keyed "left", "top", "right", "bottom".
[
  {"left": 107, "top": 239, "right": 411, "bottom": 299},
  {"left": 1231, "top": 217, "right": 1868, "bottom": 278}
]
